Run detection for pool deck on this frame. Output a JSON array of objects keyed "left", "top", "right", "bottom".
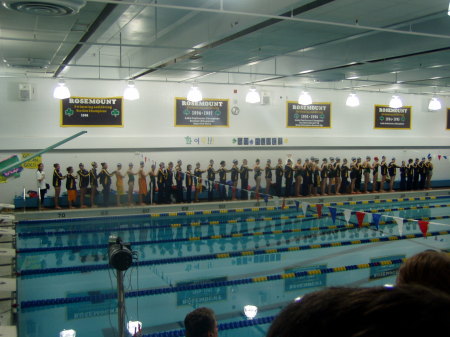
[{"left": 13, "top": 188, "right": 450, "bottom": 221}]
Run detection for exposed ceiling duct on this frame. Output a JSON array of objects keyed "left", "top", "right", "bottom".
[{"left": 1, "top": 0, "right": 86, "bottom": 16}]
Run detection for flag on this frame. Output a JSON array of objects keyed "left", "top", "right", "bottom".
[
  {"left": 302, "top": 202, "right": 309, "bottom": 216},
  {"left": 444, "top": 155, "right": 448, "bottom": 160},
  {"left": 356, "top": 212, "right": 365, "bottom": 227},
  {"left": 328, "top": 207, "right": 337, "bottom": 224},
  {"left": 372, "top": 213, "right": 382, "bottom": 230},
  {"left": 438, "top": 155, "right": 442, "bottom": 160},
  {"left": 316, "top": 204, "right": 323, "bottom": 218},
  {"left": 394, "top": 217, "right": 403, "bottom": 236},
  {"left": 418, "top": 220, "right": 429, "bottom": 237},
  {"left": 295, "top": 200, "right": 300, "bottom": 211},
  {"left": 343, "top": 209, "right": 352, "bottom": 224},
  {"left": 263, "top": 194, "right": 268, "bottom": 204}
]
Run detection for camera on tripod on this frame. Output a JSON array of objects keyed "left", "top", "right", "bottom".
[{"left": 108, "top": 235, "right": 133, "bottom": 271}]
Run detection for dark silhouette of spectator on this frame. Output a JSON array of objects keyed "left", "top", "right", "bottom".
[
  {"left": 184, "top": 307, "right": 218, "bottom": 337},
  {"left": 397, "top": 249, "right": 450, "bottom": 295},
  {"left": 266, "top": 286, "right": 450, "bottom": 337}
]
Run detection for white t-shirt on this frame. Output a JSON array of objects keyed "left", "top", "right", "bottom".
[{"left": 36, "top": 170, "right": 46, "bottom": 189}]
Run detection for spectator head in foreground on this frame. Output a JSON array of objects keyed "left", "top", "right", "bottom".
[
  {"left": 184, "top": 307, "right": 218, "bottom": 337},
  {"left": 397, "top": 249, "right": 450, "bottom": 295},
  {"left": 266, "top": 286, "right": 450, "bottom": 337}
]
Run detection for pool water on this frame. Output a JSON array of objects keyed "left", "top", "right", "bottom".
[{"left": 16, "top": 196, "right": 450, "bottom": 337}]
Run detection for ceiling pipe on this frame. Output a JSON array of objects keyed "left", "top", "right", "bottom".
[{"left": 53, "top": 2, "right": 121, "bottom": 78}]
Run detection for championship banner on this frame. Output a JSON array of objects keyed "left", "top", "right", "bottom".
[
  {"left": 287, "top": 102, "right": 331, "bottom": 128},
  {"left": 175, "top": 98, "right": 229, "bottom": 127},
  {"left": 447, "top": 108, "right": 450, "bottom": 130},
  {"left": 60, "top": 97, "right": 123, "bottom": 127},
  {"left": 374, "top": 105, "right": 411, "bottom": 129}
]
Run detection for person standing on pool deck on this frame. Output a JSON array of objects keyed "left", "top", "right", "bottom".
[
  {"left": 284, "top": 159, "right": 294, "bottom": 197},
  {"left": 149, "top": 164, "right": 157, "bottom": 204},
  {"left": 89, "top": 162, "right": 99, "bottom": 207},
  {"left": 275, "top": 158, "right": 284, "bottom": 197},
  {"left": 320, "top": 158, "right": 328, "bottom": 195},
  {"left": 388, "top": 157, "right": 400, "bottom": 192},
  {"left": 265, "top": 159, "right": 274, "bottom": 197},
  {"left": 334, "top": 157, "right": 342, "bottom": 195},
  {"left": 157, "top": 162, "right": 167, "bottom": 204},
  {"left": 230, "top": 159, "right": 239, "bottom": 200},
  {"left": 53, "top": 163, "right": 65, "bottom": 209},
  {"left": 362, "top": 156, "right": 371, "bottom": 193},
  {"left": 254, "top": 159, "right": 262, "bottom": 199},
  {"left": 115, "top": 163, "right": 125, "bottom": 206},
  {"left": 372, "top": 157, "right": 380, "bottom": 192},
  {"left": 340, "top": 158, "right": 349, "bottom": 194},
  {"left": 174, "top": 160, "right": 184, "bottom": 203},
  {"left": 66, "top": 166, "right": 77, "bottom": 209},
  {"left": 418, "top": 157, "right": 427, "bottom": 190},
  {"left": 413, "top": 158, "right": 420, "bottom": 190},
  {"left": 294, "top": 158, "right": 303, "bottom": 197},
  {"left": 218, "top": 160, "right": 229, "bottom": 201},
  {"left": 138, "top": 161, "right": 148, "bottom": 205},
  {"left": 379, "top": 156, "right": 388, "bottom": 192},
  {"left": 240, "top": 159, "right": 251, "bottom": 200},
  {"left": 166, "top": 161, "right": 174, "bottom": 204},
  {"left": 406, "top": 158, "right": 414, "bottom": 190},
  {"left": 206, "top": 159, "right": 216, "bottom": 202},
  {"left": 36, "top": 163, "right": 47, "bottom": 209},
  {"left": 77, "top": 163, "right": 90, "bottom": 208},
  {"left": 127, "top": 163, "right": 137, "bottom": 206},
  {"left": 327, "top": 157, "right": 335, "bottom": 194},
  {"left": 349, "top": 157, "right": 357, "bottom": 194},
  {"left": 194, "top": 162, "right": 205, "bottom": 202},
  {"left": 425, "top": 156, "right": 433, "bottom": 189},
  {"left": 400, "top": 160, "right": 407, "bottom": 191},
  {"left": 185, "top": 164, "right": 193, "bottom": 203},
  {"left": 99, "top": 162, "right": 114, "bottom": 207}
]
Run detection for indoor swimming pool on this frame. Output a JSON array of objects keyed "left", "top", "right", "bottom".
[{"left": 15, "top": 195, "right": 450, "bottom": 337}]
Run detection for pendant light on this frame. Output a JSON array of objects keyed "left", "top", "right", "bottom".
[
  {"left": 53, "top": 79, "right": 71, "bottom": 99},
  {"left": 298, "top": 91, "right": 312, "bottom": 105},
  {"left": 428, "top": 97, "right": 442, "bottom": 111},
  {"left": 187, "top": 84, "right": 203, "bottom": 102},
  {"left": 346, "top": 92, "right": 360, "bottom": 107},
  {"left": 245, "top": 86, "right": 261, "bottom": 103},
  {"left": 123, "top": 81, "right": 140, "bottom": 100},
  {"left": 389, "top": 95, "right": 403, "bottom": 108}
]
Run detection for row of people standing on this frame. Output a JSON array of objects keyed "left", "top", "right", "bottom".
[{"left": 38, "top": 155, "right": 434, "bottom": 209}]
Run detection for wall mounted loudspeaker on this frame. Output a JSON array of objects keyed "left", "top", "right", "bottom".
[{"left": 19, "top": 83, "right": 33, "bottom": 101}]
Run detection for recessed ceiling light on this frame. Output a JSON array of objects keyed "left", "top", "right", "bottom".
[
  {"left": 346, "top": 76, "right": 359, "bottom": 80},
  {"left": 299, "top": 70, "right": 313, "bottom": 74}
]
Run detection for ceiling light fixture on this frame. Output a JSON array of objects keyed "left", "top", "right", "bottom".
[
  {"left": 389, "top": 95, "right": 403, "bottom": 108},
  {"left": 346, "top": 92, "right": 360, "bottom": 107},
  {"left": 448, "top": 1, "right": 450, "bottom": 16},
  {"left": 428, "top": 97, "right": 442, "bottom": 111},
  {"left": 187, "top": 84, "right": 203, "bottom": 102},
  {"left": 245, "top": 86, "right": 261, "bottom": 103},
  {"left": 53, "top": 79, "right": 70, "bottom": 99},
  {"left": 298, "top": 91, "right": 312, "bottom": 105},
  {"left": 123, "top": 80, "right": 140, "bottom": 100}
]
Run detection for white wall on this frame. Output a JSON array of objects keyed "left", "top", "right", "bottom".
[{"left": 0, "top": 78, "right": 449, "bottom": 203}]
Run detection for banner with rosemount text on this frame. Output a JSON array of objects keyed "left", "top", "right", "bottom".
[
  {"left": 175, "top": 98, "right": 229, "bottom": 127},
  {"left": 374, "top": 105, "right": 411, "bottom": 129},
  {"left": 447, "top": 108, "right": 450, "bottom": 130},
  {"left": 60, "top": 97, "right": 123, "bottom": 127},
  {"left": 286, "top": 102, "right": 331, "bottom": 128}
]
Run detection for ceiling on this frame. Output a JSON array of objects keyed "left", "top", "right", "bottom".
[{"left": 1, "top": 0, "right": 450, "bottom": 95}]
